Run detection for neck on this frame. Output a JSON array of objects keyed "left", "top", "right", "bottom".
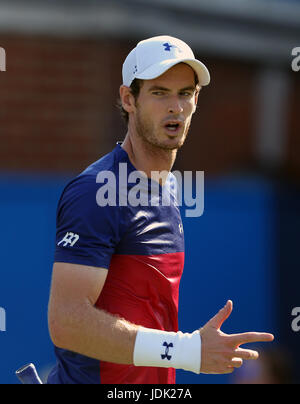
[{"left": 121, "top": 132, "right": 177, "bottom": 185}]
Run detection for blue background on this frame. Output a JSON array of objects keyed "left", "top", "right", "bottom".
[{"left": 0, "top": 175, "right": 290, "bottom": 383}]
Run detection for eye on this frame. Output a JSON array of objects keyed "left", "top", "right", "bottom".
[
  {"left": 180, "top": 91, "right": 193, "bottom": 97},
  {"left": 152, "top": 91, "right": 165, "bottom": 96}
]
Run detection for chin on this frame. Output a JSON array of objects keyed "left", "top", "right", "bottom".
[
  {"left": 164, "top": 135, "right": 187, "bottom": 150},
  {"left": 156, "top": 141, "right": 185, "bottom": 151},
  {"left": 140, "top": 129, "right": 187, "bottom": 151},
  {"left": 166, "top": 140, "right": 185, "bottom": 150}
]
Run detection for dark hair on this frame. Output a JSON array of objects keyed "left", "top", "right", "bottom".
[{"left": 118, "top": 79, "right": 144, "bottom": 124}]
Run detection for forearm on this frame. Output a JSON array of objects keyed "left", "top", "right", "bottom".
[
  {"left": 48, "top": 298, "right": 201, "bottom": 374},
  {"left": 48, "top": 264, "right": 202, "bottom": 373},
  {"left": 48, "top": 298, "right": 138, "bottom": 365}
]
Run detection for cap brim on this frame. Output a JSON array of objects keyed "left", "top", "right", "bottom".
[{"left": 135, "top": 58, "right": 210, "bottom": 86}]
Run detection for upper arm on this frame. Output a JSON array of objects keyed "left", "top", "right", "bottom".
[
  {"left": 48, "top": 262, "right": 108, "bottom": 339},
  {"left": 50, "top": 262, "right": 108, "bottom": 306},
  {"left": 48, "top": 177, "right": 123, "bottom": 349},
  {"left": 55, "top": 176, "right": 122, "bottom": 270}
]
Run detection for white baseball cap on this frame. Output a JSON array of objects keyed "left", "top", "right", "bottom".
[{"left": 122, "top": 35, "right": 210, "bottom": 87}]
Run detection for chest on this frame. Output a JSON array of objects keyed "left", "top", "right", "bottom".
[{"left": 116, "top": 204, "right": 185, "bottom": 255}]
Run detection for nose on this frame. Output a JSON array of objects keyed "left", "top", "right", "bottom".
[{"left": 168, "top": 96, "right": 183, "bottom": 114}]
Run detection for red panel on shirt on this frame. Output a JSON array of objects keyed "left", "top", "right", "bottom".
[{"left": 96, "top": 252, "right": 184, "bottom": 384}]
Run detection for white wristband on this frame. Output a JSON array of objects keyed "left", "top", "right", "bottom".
[{"left": 133, "top": 327, "right": 201, "bottom": 374}]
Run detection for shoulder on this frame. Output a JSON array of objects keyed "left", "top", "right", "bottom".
[{"left": 59, "top": 146, "right": 124, "bottom": 206}]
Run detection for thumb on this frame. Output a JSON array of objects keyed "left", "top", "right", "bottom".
[{"left": 208, "top": 300, "right": 233, "bottom": 330}]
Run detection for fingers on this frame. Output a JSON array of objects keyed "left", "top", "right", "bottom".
[
  {"left": 203, "top": 357, "right": 243, "bottom": 374},
  {"left": 201, "top": 349, "right": 259, "bottom": 375},
  {"left": 211, "top": 354, "right": 252, "bottom": 374},
  {"left": 208, "top": 300, "right": 233, "bottom": 330},
  {"left": 232, "top": 348, "right": 259, "bottom": 360},
  {"left": 223, "top": 347, "right": 259, "bottom": 361},
  {"left": 199, "top": 302, "right": 274, "bottom": 375},
  {"left": 230, "top": 357, "right": 243, "bottom": 368},
  {"left": 230, "top": 332, "right": 274, "bottom": 347}
]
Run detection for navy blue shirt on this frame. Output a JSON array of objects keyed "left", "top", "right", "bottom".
[{"left": 47, "top": 144, "right": 185, "bottom": 384}]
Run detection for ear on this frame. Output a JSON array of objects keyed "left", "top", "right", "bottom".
[{"left": 119, "top": 85, "right": 136, "bottom": 114}]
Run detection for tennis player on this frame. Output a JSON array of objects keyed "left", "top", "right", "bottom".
[{"left": 47, "top": 36, "right": 274, "bottom": 384}]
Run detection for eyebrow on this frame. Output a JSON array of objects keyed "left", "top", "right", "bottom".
[{"left": 148, "top": 85, "right": 197, "bottom": 92}]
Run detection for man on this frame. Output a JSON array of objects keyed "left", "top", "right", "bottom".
[{"left": 47, "top": 35, "right": 274, "bottom": 384}]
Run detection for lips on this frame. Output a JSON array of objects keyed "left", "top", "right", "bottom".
[{"left": 163, "top": 120, "right": 183, "bottom": 133}]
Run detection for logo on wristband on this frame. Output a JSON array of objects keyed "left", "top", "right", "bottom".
[{"left": 161, "top": 342, "right": 173, "bottom": 360}]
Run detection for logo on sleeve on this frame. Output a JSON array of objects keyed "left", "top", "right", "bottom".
[
  {"left": 57, "top": 232, "right": 79, "bottom": 247},
  {"left": 161, "top": 342, "right": 173, "bottom": 360}
]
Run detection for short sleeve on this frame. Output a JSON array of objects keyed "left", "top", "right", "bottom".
[{"left": 54, "top": 176, "right": 121, "bottom": 269}]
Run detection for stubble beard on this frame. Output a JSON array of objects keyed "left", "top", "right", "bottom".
[{"left": 135, "top": 107, "right": 191, "bottom": 152}]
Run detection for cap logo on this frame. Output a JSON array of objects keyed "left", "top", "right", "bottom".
[{"left": 163, "top": 42, "right": 174, "bottom": 52}]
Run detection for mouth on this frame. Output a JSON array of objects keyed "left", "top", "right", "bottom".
[{"left": 163, "top": 121, "right": 183, "bottom": 135}]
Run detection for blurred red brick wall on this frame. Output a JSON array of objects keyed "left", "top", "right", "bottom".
[
  {"left": 0, "top": 35, "right": 128, "bottom": 173},
  {"left": 175, "top": 57, "right": 255, "bottom": 174},
  {"left": 0, "top": 34, "right": 299, "bottom": 178}
]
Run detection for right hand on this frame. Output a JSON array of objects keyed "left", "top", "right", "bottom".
[{"left": 199, "top": 300, "right": 274, "bottom": 374}]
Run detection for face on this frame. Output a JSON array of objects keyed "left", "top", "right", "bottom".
[{"left": 125, "top": 63, "right": 200, "bottom": 151}]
